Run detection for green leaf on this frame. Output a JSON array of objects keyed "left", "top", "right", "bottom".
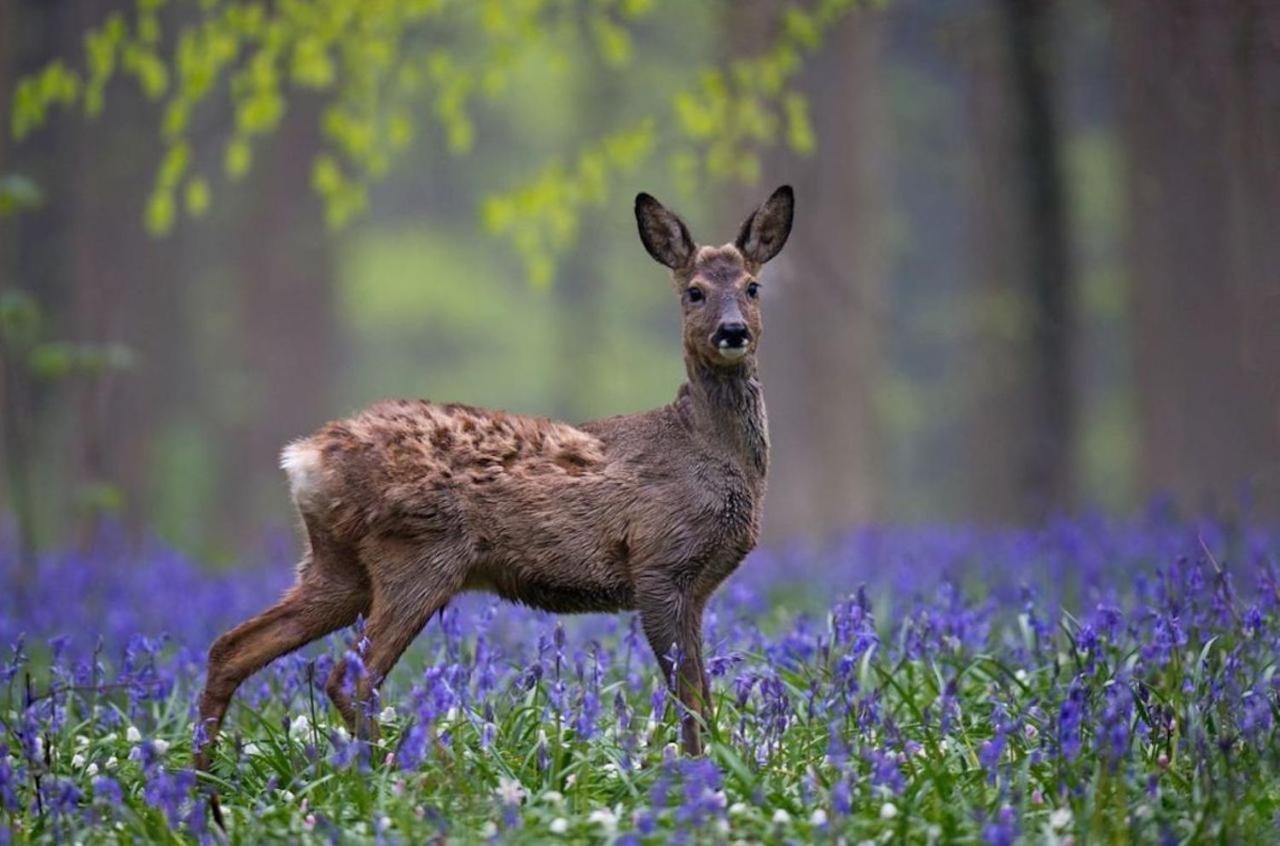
[
  {"left": 0, "top": 174, "right": 45, "bottom": 216},
  {"left": 185, "top": 176, "right": 211, "bottom": 217},
  {"left": 76, "top": 481, "right": 126, "bottom": 514},
  {"left": 145, "top": 187, "right": 176, "bottom": 235},
  {"left": 224, "top": 137, "right": 253, "bottom": 179},
  {"left": 0, "top": 289, "right": 44, "bottom": 345},
  {"left": 29, "top": 341, "right": 77, "bottom": 379}
]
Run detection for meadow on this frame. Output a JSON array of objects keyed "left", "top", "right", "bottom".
[{"left": 2, "top": 513, "right": 1278, "bottom": 843}]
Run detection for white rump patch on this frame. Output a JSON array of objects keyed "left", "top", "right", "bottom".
[{"left": 280, "top": 441, "right": 325, "bottom": 507}]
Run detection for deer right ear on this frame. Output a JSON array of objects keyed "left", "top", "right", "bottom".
[
  {"left": 635, "top": 193, "right": 695, "bottom": 270},
  {"left": 735, "top": 185, "right": 794, "bottom": 266}
]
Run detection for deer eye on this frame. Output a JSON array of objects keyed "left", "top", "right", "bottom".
[
  {"left": 686, "top": 287, "right": 705, "bottom": 304},
  {"left": 746, "top": 282, "right": 760, "bottom": 299}
]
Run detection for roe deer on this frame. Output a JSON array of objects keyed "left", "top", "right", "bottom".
[{"left": 195, "top": 185, "right": 795, "bottom": 774}]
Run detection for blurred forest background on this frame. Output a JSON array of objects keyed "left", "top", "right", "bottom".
[{"left": 0, "top": 0, "right": 1277, "bottom": 565}]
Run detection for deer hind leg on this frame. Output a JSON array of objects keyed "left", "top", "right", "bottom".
[
  {"left": 195, "top": 561, "right": 369, "bottom": 770},
  {"left": 326, "top": 540, "right": 468, "bottom": 741},
  {"left": 637, "top": 584, "right": 711, "bottom": 756}
]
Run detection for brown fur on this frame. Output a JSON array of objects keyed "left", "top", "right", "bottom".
[{"left": 195, "top": 187, "right": 795, "bottom": 777}]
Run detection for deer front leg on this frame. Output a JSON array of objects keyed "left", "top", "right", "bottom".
[{"left": 638, "top": 587, "right": 710, "bottom": 756}]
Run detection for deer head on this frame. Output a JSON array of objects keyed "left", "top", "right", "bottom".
[{"left": 635, "top": 186, "right": 794, "bottom": 370}]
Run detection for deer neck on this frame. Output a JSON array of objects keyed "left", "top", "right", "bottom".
[{"left": 681, "top": 357, "right": 769, "bottom": 478}]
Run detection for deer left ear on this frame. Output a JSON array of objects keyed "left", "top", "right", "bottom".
[
  {"left": 635, "top": 193, "right": 696, "bottom": 270},
  {"left": 735, "top": 185, "right": 794, "bottom": 266}
]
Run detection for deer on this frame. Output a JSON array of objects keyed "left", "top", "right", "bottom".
[{"left": 194, "top": 185, "right": 794, "bottom": 782}]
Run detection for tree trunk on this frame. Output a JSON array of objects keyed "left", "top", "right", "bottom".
[
  {"left": 962, "top": 0, "right": 1075, "bottom": 524},
  {"left": 1000, "top": 0, "right": 1075, "bottom": 518},
  {"left": 222, "top": 100, "right": 340, "bottom": 547},
  {"left": 1116, "top": 0, "right": 1280, "bottom": 518},
  {"left": 728, "top": 2, "right": 889, "bottom": 540},
  {"left": 65, "top": 0, "right": 183, "bottom": 545},
  {"left": 553, "top": 64, "right": 618, "bottom": 422},
  {"left": 0, "top": 0, "right": 39, "bottom": 570},
  {"left": 3, "top": 0, "right": 81, "bottom": 563}
]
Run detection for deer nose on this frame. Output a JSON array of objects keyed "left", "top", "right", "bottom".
[{"left": 712, "top": 322, "right": 752, "bottom": 349}]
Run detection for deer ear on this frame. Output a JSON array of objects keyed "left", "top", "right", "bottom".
[
  {"left": 635, "top": 193, "right": 695, "bottom": 270},
  {"left": 735, "top": 185, "right": 794, "bottom": 265}
]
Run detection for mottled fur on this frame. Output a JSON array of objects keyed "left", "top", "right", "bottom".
[{"left": 196, "top": 187, "right": 795, "bottom": 783}]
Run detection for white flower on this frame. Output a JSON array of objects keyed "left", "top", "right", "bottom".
[
  {"left": 243, "top": 742, "right": 261, "bottom": 756},
  {"left": 729, "top": 802, "right": 749, "bottom": 817},
  {"left": 281, "top": 790, "right": 295, "bottom": 803},
  {"left": 86, "top": 763, "right": 99, "bottom": 777},
  {"left": 1025, "top": 723, "right": 1039, "bottom": 741},
  {"left": 1015, "top": 669, "right": 1029, "bottom": 682},
  {"left": 495, "top": 776, "right": 525, "bottom": 806},
  {"left": 772, "top": 809, "right": 791, "bottom": 825},
  {"left": 565, "top": 773, "right": 577, "bottom": 788},
  {"left": 289, "top": 715, "right": 312, "bottom": 740},
  {"left": 379, "top": 706, "right": 397, "bottom": 723},
  {"left": 714, "top": 818, "right": 730, "bottom": 836},
  {"left": 104, "top": 756, "right": 118, "bottom": 771},
  {"left": 1134, "top": 804, "right": 1153, "bottom": 820},
  {"left": 880, "top": 802, "right": 898, "bottom": 820},
  {"left": 125, "top": 726, "right": 142, "bottom": 744},
  {"left": 587, "top": 808, "right": 618, "bottom": 832},
  {"left": 480, "top": 821, "right": 498, "bottom": 838},
  {"left": 549, "top": 818, "right": 568, "bottom": 834},
  {"left": 32, "top": 737, "right": 43, "bottom": 760},
  {"left": 71, "top": 753, "right": 87, "bottom": 768},
  {"left": 151, "top": 739, "right": 170, "bottom": 755},
  {"left": 75, "top": 735, "right": 91, "bottom": 750},
  {"left": 542, "top": 791, "right": 564, "bottom": 804},
  {"left": 445, "top": 706, "right": 459, "bottom": 722},
  {"left": 1050, "top": 807, "right": 1072, "bottom": 831},
  {"left": 810, "top": 808, "right": 829, "bottom": 827}
]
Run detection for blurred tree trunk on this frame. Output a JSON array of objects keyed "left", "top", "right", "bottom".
[
  {"left": 1116, "top": 0, "right": 1280, "bottom": 518},
  {"left": 963, "top": 0, "right": 1075, "bottom": 524},
  {"left": 66, "top": 0, "right": 181, "bottom": 545},
  {"left": 729, "top": 2, "right": 889, "bottom": 540},
  {"left": 3, "top": 0, "right": 80, "bottom": 562},
  {"left": 554, "top": 63, "right": 616, "bottom": 422},
  {"left": 1001, "top": 0, "right": 1075, "bottom": 518},
  {"left": 223, "top": 101, "right": 339, "bottom": 547},
  {"left": 0, "top": 0, "right": 31, "bottom": 573}
]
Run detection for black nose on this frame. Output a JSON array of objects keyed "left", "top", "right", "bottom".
[{"left": 713, "top": 322, "right": 752, "bottom": 348}]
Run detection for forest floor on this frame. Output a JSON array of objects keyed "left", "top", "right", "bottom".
[{"left": 2, "top": 515, "right": 1278, "bottom": 843}]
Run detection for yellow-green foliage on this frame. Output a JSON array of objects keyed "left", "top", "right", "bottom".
[{"left": 10, "top": 0, "right": 865, "bottom": 282}]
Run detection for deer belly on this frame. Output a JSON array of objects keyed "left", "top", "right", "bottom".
[{"left": 468, "top": 564, "right": 635, "bottom": 614}]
